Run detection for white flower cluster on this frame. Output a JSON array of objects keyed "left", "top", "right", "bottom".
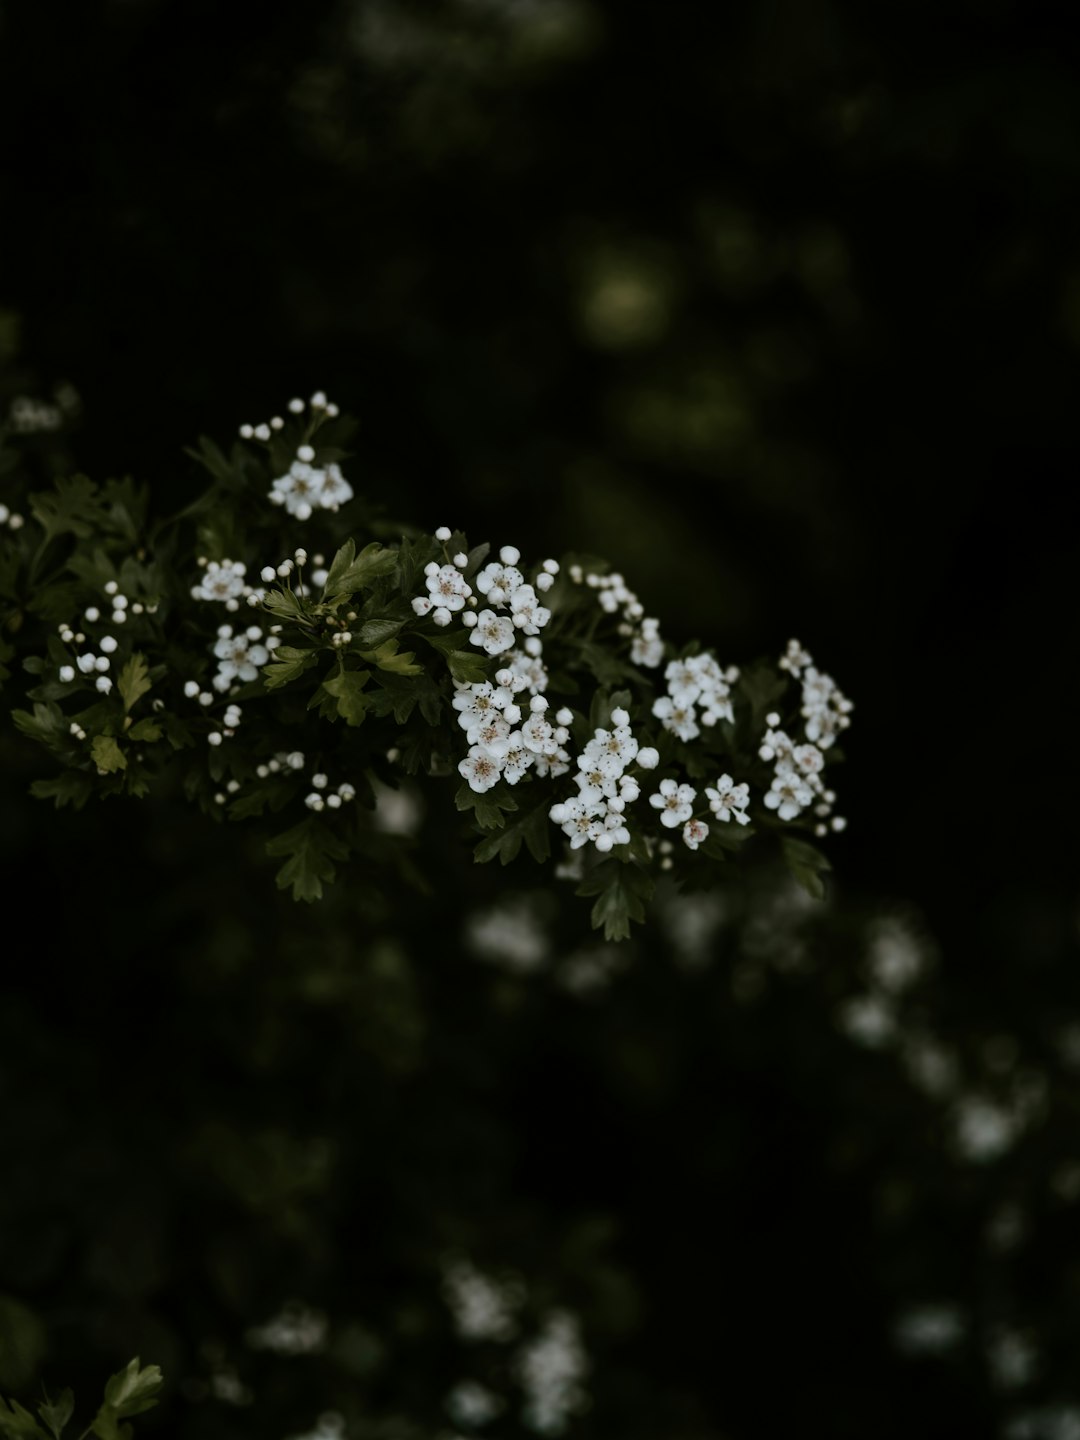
[
  {"left": 58, "top": 626, "right": 119, "bottom": 695},
  {"left": 778, "top": 637, "right": 854, "bottom": 748},
  {"left": 245, "top": 1300, "right": 328, "bottom": 1356},
  {"left": 304, "top": 775, "right": 358, "bottom": 812},
  {"left": 456, "top": 682, "right": 571, "bottom": 793},
  {"left": 0, "top": 503, "right": 25, "bottom": 531},
  {"left": 191, "top": 555, "right": 266, "bottom": 612},
  {"left": 549, "top": 705, "right": 655, "bottom": 853},
  {"left": 5, "top": 394, "right": 62, "bottom": 433},
  {"left": 652, "top": 652, "right": 739, "bottom": 741},
  {"left": 413, "top": 540, "right": 558, "bottom": 643},
  {"left": 211, "top": 623, "right": 274, "bottom": 692},
  {"left": 568, "top": 563, "right": 664, "bottom": 667},
  {"left": 442, "top": 1257, "right": 524, "bottom": 1342},
  {"left": 269, "top": 453, "right": 353, "bottom": 520},
  {"left": 516, "top": 1309, "right": 590, "bottom": 1436}
]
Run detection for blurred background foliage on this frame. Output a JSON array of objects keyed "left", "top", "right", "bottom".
[{"left": 2, "top": 0, "right": 1080, "bottom": 1435}]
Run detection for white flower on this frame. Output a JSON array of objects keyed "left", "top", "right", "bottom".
[
  {"left": 533, "top": 746, "right": 572, "bottom": 778},
  {"left": 212, "top": 627, "right": 270, "bottom": 690},
  {"left": 317, "top": 462, "right": 353, "bottom": 510},
  {"left": 269, "top": 460, "right": 324, "bottom": 519},
  {"left": 192, "top": 558, "right": 248, "bottom": 604},
  {"left": 469, "top": 715, "right": 514, "bottom": 757},
  {"left": 649, "top": 778, "right": 696, "bottom": 829},
  {"left": 779, "top": 638, "right": 813, "bottom": 675},
  {"left": 452, "top": 681, "right": 514, "bottom": 733},
  {"left": 683, "top": 818, "right": 709, "bottom": 850},
  {"left": 763, "top": 767, "right": 813, "bottom": 821},
  {"left": 516, "top": 1310, "right": 589, "bottom": 1437},
  {"left": 520, "top": 712, "right": 557, "bottom": 755},
  {"left": 704, "top": 775, "right": 751, "bottom": 824},
  {"left": 652, "top": 695, "right": 700, "bottom": 742},
  {"left": 458, "top": 746, "right": 504, "bottom": 793},
  {"left": 475, "top": 561, "right": 525, "bottom": 606},
  {"left": 502, "top": 738, "right": 534, "bottom": 785},
  {"left": 470, "top": 609, "right": 516, "bottom": 656},
  {"left": 794, "top": 743, "right": 825, "bottom": 774},
  {"left": 631, "top": 630, "right": 664, "bottom": 667},
  {"left": 426, "top": 564, "right": 471, "bottom": 611},
  {"left": 508, "top": 583, "right": 551, "bottom": 635}
]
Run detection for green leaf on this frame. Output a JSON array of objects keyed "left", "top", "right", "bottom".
[
  {"left": 29, "top": 773, "right": 96, "bottom": 809},
  {"left": 578, "top": 641, "right": 645, "bottom": 688},
  {"left": 0, "top": 1396, "right": 48, "bottom": 1439},
  {"left": 126, "top": 718, "right": 161, "bottom": 743},
  {"left": 91, "top": 735, "right": 127, "bottom": 774},
  {"left": 324, "top": 542, "right": 397, "bottom": 599},
  {"left": 359, "top": 640, "right": 421, "bottom": 676},
  {"left": 739, "top": 661, "right": 790, "bottom": 723},
  {"left": 266, "top": 819, "right": 350, "bottom": 902},
  {"left": 355, "top": 617, "right": 404, "bottom": 648},
  {"left": 780, "top": 835, "right": 831, "bottom": 901},
  {"left": 576, "top": 861, "right": 654, "bottom": 942},
  {"left": 473, "top": 795, "right": 551, "bottom": 865},
  {"left": 28, "top": 475, "right": 100, "bottom": 542},
  {"left": 117, "top": 654, "right": 151, "bottom": 714},
  {"left": 260, "top": 586, "right": 311, "bottom": 626},
  {"left": 455, "top": 780, "right": 518, "bottom": 831},
  {"left": 183, "top": 434, "right": 235, "bottom": 483},
  {"left": 262, "top": 649, "right": 316, "bottom": 689},
  {"left": 89, "top": 1357, "right": 164, "bottom": 1439},
  {"left": 322, "top": 666, "right": 370, "bottom": 726},
  {"left": 321, "top": 538, "right": 356, "bottom": 595},
  {"left": 36, "top": 1390, "right": 74, "bottom": 1440},
  {"left": 11, "top": 701, "right": 66, "bottom": 746},
  {"left": 446, "top": 646, "right": 490, "bottom": 686}
]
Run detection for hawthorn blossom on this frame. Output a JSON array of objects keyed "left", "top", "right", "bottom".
[
  {"left": 704, "top": 775, "right": 751, "bottom": 825},
  {"left": 763, "top": 767, "right": 814, "bottom": 821},
  {"left": 470, "top": 608, "right": 516, "bottom": 657},
  {"left": 475, "top": 559, "right": 525, "bottom": 606},
  {"left": 459, "top": 746, "right": 504, "bottom": 793},
  {"left": 192, "top": 559, "right": 248, "bottom": 604},
  {"left": 212, "top": 624, "right": 270, "bottom": 691},
  {"left": 269, "top": 460, "right": 325, "bottom": 519},
  {"left": 649, "top": 778, "right": 696, "bottom": 829},
  {"left": 651, "top": 695, "right": 700, "bottom": 742},
  {"left": 426, "top": 563, "right": 471, "bottom": 612},
  {"left": 683, "top": 818, "right": 709, "bottom": 850}
]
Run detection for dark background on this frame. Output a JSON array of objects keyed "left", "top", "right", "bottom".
[{"left": 1, "top": 1, "right": 1079, "bottom": 1436}]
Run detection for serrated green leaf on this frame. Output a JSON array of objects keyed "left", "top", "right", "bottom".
[
  {"left": 455, "top": 780, "right": 518, "bottom": 831},
  {"left": 359, "top": 640, "right": 421, "bottom": 676},
  {"left": 29, "top": 773, "right": 96, "bottom": 809},
  {"left": 260, "top": 586, "right": 311, "bottom": 626},
  {"left": 322, "top": 666, "right": 370, "bottom": 726},
  {"left": 183, "top": 434, "right": 235, "bottom": 483},
  {"left": 578, "top": 641, "right": 644, "bottom": 688},
  {"left": 322, "top": 538, "right": 356, "bottom": 595},
  {"left": 325, "top": 542, "right": 397, "bottom": 599},
  {"left": 91, "top": 735, "right": 126, "bottom": 773},
  {"left": 28, "top": 475, "right": 100, "bottom": 542},
  {"left": 446, "top": 647, "right": 490, "bottom": 685},
  {"left": 355, "top": 617, "right": 404, "bottom": 648},
  {"left": 266, "top": 819, "right": 350, "bottom": 901},
  {"left": 11, "top": 701, "right": 66, "bottom": 746},
  {"left": 262, "top": 650, "right": 316, "bottom": 689},
  {"left": 36, "top": 1390, "right": 73, "bottom": 1440},
  {"left": 101, "top": 1359, "right": 163, "bottom": 1418},
  {"left": 576, "top": 860, "right": 654, "bottom": 942},
  {"left": 126, "top": 718, "right": 161, "bottom": 743},
  {"left": 473, "top": 795, "right": 551, "bottom": 865},
  {"left": 0, "top": 1395, "right": 48, "bottom": 1439},
  {"left": 780, "top": 834, "right": 831, "bottom": 901},
  {"left": 117, "top": 654, "right": 151, "bottom": 714}
]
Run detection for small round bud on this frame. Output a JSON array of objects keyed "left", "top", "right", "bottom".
[
  {"left": 636, "top": 747, "right": 659, "bottom": 770},
  {"left": 95, "top": 675, "right": 113, "bottom": 693},
  {"left": 432, "top": 607, "right": 451, "bottom": 628},
  {"left": 424, "top": 561, "right": 440, "bottom": 577},
  {"left": 556, "top": 707, "right": 574, "bottom": 726},
  {"left": 77, "top": 653, "right": 97, "bottom": 674},
  {"left": 766, "top": 711, "right": 781, "bottom": 727},
  {"left": 288, "top": 397, "right": 304, "bottom": 413},
  {"left": 270, "top": 416, "right": 284, "bottom": 430},
  {"left": 239, "top": 424, "right": 254, "bottom": 438},
  {"left": 462, "top": 611, "right": 478, "bottom": 627},
  {"left": 504, "top": 703, "right": 522, "bottom": 725},
  {"left": 297, "top": 444, "right": 315, "bottom": 463},
  {"left": 254, "top": 423, "right": 271, "bottom": 441},
  {"left": 183, "top": 680, "right": 200, "bottom": 698},
  {"left": 500, "top": 545, "right": 520, "bottom": 565},
  {"left": 453, "top": 552, "right": 468, "bottom": 568},
  {"left": 256, "top": 764, "right": 269, "bottom": 779},
  {"left": 287, "top": 751, "right": 305, "bottom": 770},
  {"left": 611, "top": 706, "right": 630, "bottom": 726},
  {"left": 326, "top": 793, "right": 342, "bottom": 809},
  {"left": 549, "top": 803, "right": 570, "bottom": 825},
  {"left": 435, "top": 526, "right": 452, "bottom": 542},
  {"left": 594, "top": 833, "right": 614, "bottom": 853},
  {"left": 310, "top": 390, "right": 328, "bottom": 408},
  {"left": 261, "top": 566, "right": 277, "bottom": 583},
  {"left": 831, "top": 816, "right": 847, "bottom": 832},
  {"left": 536, "top": 572, "right": 554, "bottom": 592},
  {"left": 104, "top": 580, "right": 119, "bottom": 596},
  {"left": 207, "top": 731, "right": 222, "bottom": 746},
  {"left": 338, "top": 782, "right": 356, "bottom": 801},
  {"left": 226, "top": 779, "right": 241, "bottom": 794},
  {"left": 529, "top": 695, "right": 548, "bottom": 713},
  {"left": 59, "top": 665, "right": 75, "bottom": 683},
  {"left": 94, "top": 655, "right": 110, "bottom": 673},
  {"left": 99, "top": 634, "right": 118, "bottom": 654},
  {"left": 524, "top": 637, "right": 542, "bottom": 657},
  {"left": 312, "top": 773, "right": 328, "bottom": 789},
  {"left": 84, "top": 606, "right": 100, "bottom": 623},
  {"left": 198, "top": 691, "right": 213, "bottom": 706}
]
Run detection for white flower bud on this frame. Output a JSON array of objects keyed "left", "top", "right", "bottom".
[
  {"left": 462, "top": 611, "right": 478, "bottom": 627},
  {"left": 297, "top": 444, "right": 315, "bottom": 462},
  {"left": 84, "top": 607, "right": 100, "bottom": 623},
  {"left": 549, "top": 803, "right": 569, "bottom": 825},
  {"left": 95, "top": 675, "right": 113, "bottom": 693},
  {"left": 524, "top": 637, "right": 542, "bottom": 657},
  {"left": 424, "top": 561, "right": 440, "bottom": 577},
  {"left": 207, "top": 731, "right": 223, "bottom": 746},
  {"left": 556, "top": 707, "right": 574, "bottom": 726},
  {"left": 254, "top": 423, "right": 271, "bottom": 441},
  {"left": 261, "top": 566, "right": 276, "bottom": 583},
  {"left": 77, "top": 653, "right": 97, "bottom": 674},
  {"left": 432, "top": 607, "right": 452, "bottom": 627},
  {"left": 594, "top": 833, "right": 614, "bottom": 853},
  {"left": 766, "top": 711, "right": 781, "bottom": 727},
  {"left": 636, "top": 747, "right": 660, "bottom": 770},
  {"left": 337, "top": 782, "right": 356, "bottom": 801},
  {"left": 529, "top": 695, "right": 548, "bottom": 713},
  {"left": 99, "top": 635, "right": 118, "bottom": 654},
  {"left": 326, "top": 792, "right": 342, "bottom": 809},
  {"left": 240, "top": 423, "right": 254, "bottom": 438},
  {"left": 412, "top": 596, "right": 434, "bottom": 616},
  {"left": 256, "top": 765, "right": 269, "bottom": 779},
  {"left": 287, "top": 751, "right": 305, "bottom": 769},
  {"left": 270, "top": 416, "right": 284, "bottom": 430},
  {"left": 288, "top": 397, "right": 304, "bottom": 413},
  {"left": 94, "top": 655, "right": 110, "bottom": 672},
  {"left": 104, "top": 580, "right": 119, "bottom": 596},
  {"left": 312, "top": 773, "right": 328, "bottom": 789},
  {"left": 183, "top": 680, "right": 200, "bottom": 698},
  {"left": 435, "top": 526, "right": 452, "bottom": 541},
  {"left": 542, "top": 558, "right": 559, "bottom": 574},
  {"left": 536, "top": 572, "right": 554, "bottom": 592},
  {"left": 59, "top": 665, "right": 75, "bottom": 682},
  {"left": 199, "top": 692, "right": 213, "bottom": 706},
  {"left": 831, "top": 816, "right": 847, "bottom": 832},
  {"left": 453, "top": 552, "right": 468, "bottom": 568},
  {"left": 611, "top": 706, "right": 630, "bottom": 726},
  {"left": 311, "top": 390, "right": 327, "bottom": 407},
  {"left": 503, "top": 703, "right": 522, "bottom": 725},
  {"left": 499, "top": 545, "right": 520, "bottom": 565}
]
